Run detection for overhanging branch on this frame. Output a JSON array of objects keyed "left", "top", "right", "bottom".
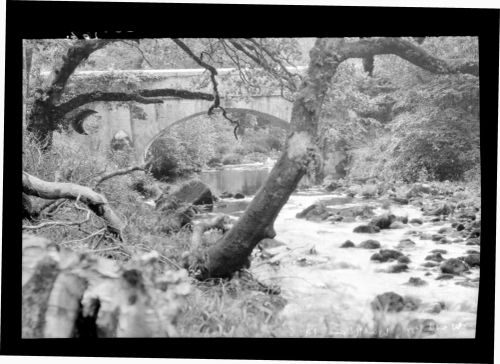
[
  {"left": 172, "top": 38, "right": 241, "bottom": 138},
  {"left": 335, "top": 37, "right": 478, "bottom": 77},
  {"left": 54, "top": 89, "right": 215, "bottom": 117}
]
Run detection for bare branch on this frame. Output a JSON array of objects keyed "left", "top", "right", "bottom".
[
  {"left": 119, "top": 40, "right": 155, "bottom": 68},
  {"left": 23, "top": 172, "right": 125, "bottom": 237},
  {"left": 94, "top": 164, "right": 146, "bottom": 188},
  {"left": 172, "top": 38, "right": 241, "bottom": 138},
  {"left": 23, "top": 201, "right": 91, "bottom": 230}
]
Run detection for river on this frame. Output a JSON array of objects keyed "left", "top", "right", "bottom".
[{"left": 197, "top": 162, "right": 479, "bottom": 338}]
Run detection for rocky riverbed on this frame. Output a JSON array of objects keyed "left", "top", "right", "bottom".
[{"left": 216, "top": 184, "right": 480, "bottom": 338}]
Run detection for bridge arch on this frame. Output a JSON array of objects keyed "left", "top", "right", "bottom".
[{"left": 143, "top": 108, "right": 291, "bottom": 160}]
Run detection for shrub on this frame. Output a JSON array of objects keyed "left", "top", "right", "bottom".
[{"left": 222, "top": 153, "right": 243, "bottom": 165}]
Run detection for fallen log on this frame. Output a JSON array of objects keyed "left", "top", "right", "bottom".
[
  {"left": 23, "top": 171, "right": 125, "bottom": 237},
  {"left": 22, "top": 234, "right": 191, "bottom": 338}
]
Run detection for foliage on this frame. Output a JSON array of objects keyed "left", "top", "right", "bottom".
[{"left": 320, "top": 37, "right": 479, "bottom": 183}]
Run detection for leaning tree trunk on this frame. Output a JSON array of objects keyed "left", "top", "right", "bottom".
[
  {"left": 187, "top": 39, "right": 343, "bottom": 279},
  {"left": 186, "top": 37, "right": 478, "bottom": 279}
]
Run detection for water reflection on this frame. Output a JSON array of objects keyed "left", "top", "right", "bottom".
[
  {"left": 199, "top": 166, "right": 271, "bottom": 196},
  {"left": 199, "top": 163, "right": 312, "bottom": 197}
]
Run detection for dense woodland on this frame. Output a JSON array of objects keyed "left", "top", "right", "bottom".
[{"left": 21, "top": 37, "right": 480, "bottom": 338}]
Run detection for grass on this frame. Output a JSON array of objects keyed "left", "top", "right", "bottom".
[
  {"left": 22, "top": 131, "right": 481, "bottom": 338},
  {"left": 22, "top": 131, "right": 291, "bottom": 337}
]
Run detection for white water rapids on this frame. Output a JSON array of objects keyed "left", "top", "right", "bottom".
[{"left": 220, "top": 189, "right": 478, "bottom": 338}]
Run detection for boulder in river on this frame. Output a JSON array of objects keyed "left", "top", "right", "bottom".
[
  {"left": 438, "top": 227, "right": 452, "bottom": 234},
  {"left": 371, "top": 292, "right": 405, "bottom": 313},
  {"left": 407, "top": 277, "right": 427, "bottom": 287},
  {"left": 403, "top": 296, "right": 421, "bottom": 311},
  {"left": 407, "top": 318, "right": 437, "bottom": 336},
  {"left": 220, "top": 191, "right": 234, "bottom": 199},
  {"left": 469, "top": 228, "right": 480, "bottom": 239},
  {"left": 370, "top": 214, "right": 396, "bottom": 229},
  {"left": 370, "top": 249, "right": 403, "bottom": 263},
  {"left": 438, "top": 238, "right": 453, "bottom": 245},
  {"left": 465, "top": 238, "right": 480, "bottom": 246},
  {"left": 371, "top": 292, "right": 420, "bottom": 313},
  {"left": 455, "top": 279, "right": 479, "bottom": 288},
  {"left": 335, "top": 205, "right": 374, "bottom": 219},
  {"left": 353, "top": 225, "right": 380, "bottom": 234},
  {"left": 358, "top": 239, "right": 381, "bottom": 249},
  {"left": 420, "top": 232, "right": 433, "bottom": 240},
  {"left": 397, "top": 239, "right": 416, "bottom": 250},
  {"left": 234, "top": 192, "right": 245, "bottom": 199},
  {"left": 425, "top": 253, "right": 444, "bottom": 262},
  {"left": 427, "top": 302, "right": 446, "bottom": 314},
  {"left": 421, "top": 261, "right": 439, "bottom": 268},
  {"left": 431, "top": 234, "right": 444, "bottom": 241},
  {"left": 387, "top": 263, "right": 408, "bottom": 273},
  {"left": 296, "top": 203, "right": 331, "bottom": 221},
  {"left": 430, "top": 249, "right": 447, "bottom": 254},
  {"left": 398, "top": 256, "right": 411, "bottom": 264},
  {"left": 409, "top": 218, "right": 423, "bottom": 225},
  {"left": 340, "top": 240, "right": 356, "bottom": 248},
  {"left": 436, "top": 273, "right": 455, "bottom": 280},
  {"left": 426, "top": 203, "right": 454, "bottom": 216},
  {"left": 459, "top": 254, "right": 480, "bottom": 268},
  {"left": 389, "top": 221, "right": 406, "bottom": 229},
  {"left": 440, "top": 258, "right": 468, "bottom": 275},
  {"left": 466, "top": 249, "right": 479, "bottom": 255}
]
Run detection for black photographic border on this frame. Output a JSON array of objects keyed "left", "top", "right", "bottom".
[{"left": 2, "top": 1, "right": 498, "bottom": 362}]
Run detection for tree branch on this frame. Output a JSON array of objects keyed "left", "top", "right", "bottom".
[
  {"left": 172, "top": 38, "right": 241, "bottom": 138},
  {"left": 94, "top": 164, "right": 146, "bottom": 188},
  {"left": 54, "top": 89, "right": 214, "bottom": 118},
  {"left": 46, "top": 39, "right": 116, "bottom": 104},
  {"left": 335, "top": 37, "right": 478, "bottom": 76},
  {"left": 119, "top": 40, "right": 155, "bottom": 68},
  {"left": 226, "top": 38, "right": 298, "bottom": 92},
  {"left": 23, "top": 172, "right": 125, "bottom": 237}
]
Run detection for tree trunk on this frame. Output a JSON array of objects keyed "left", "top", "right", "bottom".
[
  {"left": 25, "top": 39, "right": 113, "bottom": 148},
  {"left": 186, "top": 37, "right": 479, "bottom": 279},
  {"left": 22, "top": 234, "right": 191, "bottom": 338},
  {"left": 26, "top": 99, "right": 55, "bottom": 148},
  {"left": 187, "top": 39, "right": 342, "bottom": 279},
  {"left": 24, "top": 44, "right": 34, "bottom": 124}
]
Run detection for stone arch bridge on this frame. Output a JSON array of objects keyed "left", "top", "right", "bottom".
[{"left": 69, "top": 67, "right": 304, "bottom": 161}]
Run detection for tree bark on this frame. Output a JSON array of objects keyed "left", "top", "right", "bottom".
[
  {"left": 22, "top": 234, "right": 191, "bottom": 338},
  {"left": 188, "top": 37, "right": 479, "bottom": 279},
  {"left": 55, "top": 89, "right": 214, "bottom": 118},
  {"left": 23, "top": 172, "right": 125, "bottom": 236},
  {"left": 26, "top": 39, "right": 114, "bottom": 148},
  {"left": 187, "top": 38, "right": 343, "bottom": 278}
]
